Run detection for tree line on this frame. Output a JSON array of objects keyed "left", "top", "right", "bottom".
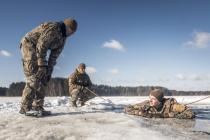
[{"left": 0, "top": 78, "right": 209, "bottom": 96}]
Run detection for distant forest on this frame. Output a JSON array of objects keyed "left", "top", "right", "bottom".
[{"left": 0, "top": 78, "right": 210, "bottom": 96}]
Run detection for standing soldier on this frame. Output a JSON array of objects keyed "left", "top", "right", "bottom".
[
  {"left": 19, "top": 18, "right": 77, "bottom": 116},
  {"left": 68, "top": 63, "right": 92, "bottom": 107},
  {"left": 124, "top": 89, "right": 195, "bottom": 119}
]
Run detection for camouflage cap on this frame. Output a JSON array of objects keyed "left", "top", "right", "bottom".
[
  {"left": 78, "top": 63, "right": 86, "bottom": 69},
  {"left": 64, "top": 18, "right": 78, "bottom": 32},
  {"left": 150, "top": 89, "right": 164, "bottom": 102}
]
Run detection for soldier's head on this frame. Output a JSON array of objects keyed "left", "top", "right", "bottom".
[
  {"left": 149, "top": 89, "right": 164, "bottom": 107},
  {"left": 77, "top": 63, "right": 86, "bottom": 74},
  {"left": 63, "top": 18, "right": 78, "bottom": 37}
]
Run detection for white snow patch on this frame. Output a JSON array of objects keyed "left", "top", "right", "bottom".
[{"left": 0, "top": 96, "right": 210, "bottom": 140}]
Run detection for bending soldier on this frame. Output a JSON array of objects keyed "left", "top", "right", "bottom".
[
  {"left": 68, "top": 63, "right": 92, "bottom": 107},
  {"left": 124, "top": 89, "right": 195, "bottom": 119},
  {"left": 19, "top": 18, "right": 77, "bottom": 115}
]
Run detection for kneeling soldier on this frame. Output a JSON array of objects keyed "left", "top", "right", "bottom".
[
  {"left": 124, "top": 89, "right": 195, "bottom": 119},
  {"left": 68, "top": 63, "right": 92, "bottom": 107}
]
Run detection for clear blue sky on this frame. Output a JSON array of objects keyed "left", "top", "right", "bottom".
[{"left": 0, "top": 0, "right": 210, "bottom": 91}]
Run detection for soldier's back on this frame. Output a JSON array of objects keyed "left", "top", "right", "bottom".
[{"left": 23, "top": 22, "right": 60, "bottom": 45}]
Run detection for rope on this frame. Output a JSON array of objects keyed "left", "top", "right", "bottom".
[
  {"left": 85, "top": 87, "right": 115, "bottom": 106},
  {"left": 86, "top": 88, "right": 210, "bottom": 107},
  {"left": 184, "top": 95, "right": 210, "bottom": 105}
]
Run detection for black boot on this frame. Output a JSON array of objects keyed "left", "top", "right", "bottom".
[
  {"left": 19, "top": 106, "right": 30, "bottom": 114},
  {"left": 80, "top": 101, "right": 85, "bottom": 106},
  {"left": 71, "top": 100, "right": 77, "bottom": 107},
  {"left": 25, "top": 106, "right": 51, "bottom": 117}
]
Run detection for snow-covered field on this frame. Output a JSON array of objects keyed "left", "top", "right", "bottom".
[{"left": 0, "top": 96, "right": 210, "bottom": 140}]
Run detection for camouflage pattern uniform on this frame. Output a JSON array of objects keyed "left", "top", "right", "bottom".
[
  {"left": 124, "top": 98, "right": 195, "bottom": 119},
  {"left": 68, "top": 69, "right": 92, "bottom": 106},
  {"left": 20, "top": 22, "right": 67, "bottom": 112}
]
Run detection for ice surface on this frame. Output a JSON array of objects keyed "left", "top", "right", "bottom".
[{"left": 0, "top": 96, "right": 209, "bottom": 140}]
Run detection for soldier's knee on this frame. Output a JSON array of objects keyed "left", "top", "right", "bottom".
[
  {"left": 28, "top": 78, "right": 40, "bottom": 90},
  {"left": 22, "top": 54, "right": 38, "bottom": 77},
  {"left": 22, "top": 84, "right": 35, "bottom": 99},
  {"left": 71, "top": 89, "right": 80, "bottom": 100}
]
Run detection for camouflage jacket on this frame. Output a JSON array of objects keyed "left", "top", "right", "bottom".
[
  {"left": 68, "top": 69, "right": 92, "bottom": 91},
  {"left": 20, "top": 22, "right": 67, "bottom": 67},
  {"left": 124, "top": 98, "right": 195, "bottom": 119}
]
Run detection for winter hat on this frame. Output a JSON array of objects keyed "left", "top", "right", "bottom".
[
  {"left": 64, "top": 18, "right": 78, "bottom": 32},
  {"left": 150, "top": 89, "right": 164, "bottom": 102},
  {"left": 78, "top": 63, "right": 86, "bottom": 69}
]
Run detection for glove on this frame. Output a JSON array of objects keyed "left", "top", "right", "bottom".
[{"left": 36, "top": 66, "right": 47, "bottom": 80}]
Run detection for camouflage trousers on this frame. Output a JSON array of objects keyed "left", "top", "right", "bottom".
[
  {"left": 20, "top": 38, "right": 47, "bottom": 111},
  {"left": 70, "top": 88, "right": 90, "bottom": 106}
]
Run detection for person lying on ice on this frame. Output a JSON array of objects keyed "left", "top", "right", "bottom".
[
  {"left": 124, "top": 89, "right": 195, "bottom": 119},
  {"left": 68, "top": 63, "right": 93, "bottom": 107}
]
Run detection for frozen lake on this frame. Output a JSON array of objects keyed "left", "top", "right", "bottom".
[{"left": 0, "top": 96, "right": 209, "bottom": 140}]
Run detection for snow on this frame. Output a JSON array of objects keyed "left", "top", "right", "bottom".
[{"left": 0, "top": 96, "right": 210, "bottom": 140}]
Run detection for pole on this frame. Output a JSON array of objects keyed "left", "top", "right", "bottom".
[{"left": 85, "top": 87, "right": 114, "bottom": 105}]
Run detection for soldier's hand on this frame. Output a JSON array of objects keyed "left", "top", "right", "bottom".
[
  {"left": 77, "top": 85, "right": 83, "bottom": 90},
  {"left": 36, "top": 66, "right": 47, "bottom": 79},
  {"left": 79, "top": 85, "right": 84, "bottom": 91}
]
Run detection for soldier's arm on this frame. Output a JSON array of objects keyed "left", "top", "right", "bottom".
[
  {"left": 174, "top": 108, "right": 195, "bottom": 119},
  {"left": 124, "top": 105, "right": 138, "bottom": 115},
  {"left": 124, "top": 105, "right": 152, "bottom": 117},
  {"left": 36, "top": 27, "right": 57, "bottom": 66},
  {"left": 48, "top": 47, "right": 63, "bottom": 67},
  {"left": 124, "top": 101, "right": 151, "bottom": 117},
  {"left": 68, "top": 73, "right": 79, "bottom": 89},
  {"left": 172, "top": 103, "right": 186, "bottom": 113},
  {"left": 87, "top": 75, "right": 92, "bottom": 87},
  {"left": 172, "top": 103, "right": 195, "bottom": 119}
]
